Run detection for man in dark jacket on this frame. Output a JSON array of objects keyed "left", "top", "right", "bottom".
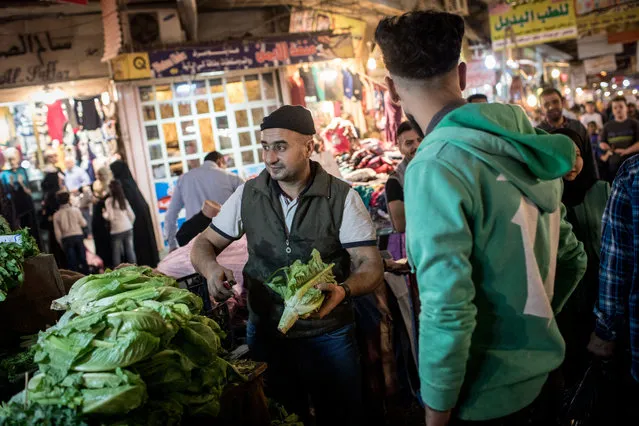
[{"left": 191, "top": 105, "right": 383, "bottom": 425}]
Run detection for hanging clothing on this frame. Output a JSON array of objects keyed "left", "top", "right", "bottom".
[
  {"left": 299, "top": 67, "right": 318, "bottom": 100},
  {"left": 288, "top": 75, "right": 306, "bottom": 107},
  {"left": 384, "top": 91, "right": 403, "bottom": 144},
  {"left": 324, "top": 67, "right": 343, "bottom": 102},
  {"left": 352, "top": 74, "right": 363, "bottom": 102},
  {"left": 110, "top": 160, "right": 159, "bottom": 267},
  {"left": 343, "top": 98, "right": 368, "bottom": 136},
  {"left": 342, "top": 69, "right": 354, "bottom": 99},
  {"left": 74, "top": 97, "right": 102, "bottom": 131},
  {"left": 310, "top": 65, "right": 325, "bottom": 101},
  {"left": 46, "top": 101, "right": 67, "bottom": 143},
  {"left": 0, "top": 107, "right": 16, "bottom": 143},
  {"left": 63, "top": 99, "right": 79, "bottom": 129}
]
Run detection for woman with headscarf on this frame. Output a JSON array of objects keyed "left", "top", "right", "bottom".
[
  {"left": 40, "top": 158, "right": 67, "bottom": 267},
  {"left": 109, "top": 160, "right": 159, "bottom": 267},
  {"left": 92, "top": 166, "right": 113, "bottom": 269},
  {"left": 552, "top": 127, "right": 610, "bottom": 386}
]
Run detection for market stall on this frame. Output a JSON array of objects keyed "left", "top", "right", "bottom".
[{"left": 0, "top": 212, "right": 307, "bottom": 425}]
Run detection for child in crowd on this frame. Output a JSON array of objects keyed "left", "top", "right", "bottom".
[
  {"left": 53, "top": 190, "right": 88, "bottom": 273},
  {"left": 103, "top": 180, "right": 136, "bottom": 266},
  {"left": 588, "top": 120, "right": 612, "bottom": 181}
]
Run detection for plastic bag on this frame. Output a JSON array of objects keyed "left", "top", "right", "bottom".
[{"left": 561, "top": 359, "right": 620, "bottom": 426}]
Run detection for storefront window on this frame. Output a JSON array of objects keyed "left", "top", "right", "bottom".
[
  {"left": 156, "top": 85, "right": 173, "bottom": 101},
  {"left": 245, "top": 75, "right": 262, "bottom": 101},
  {"left": 145, "top": 125, "right": 159, "bottom": 141},
  {"left": 136, "top": 71, "right": 280, "bottom": 246},
  {"left": 238, "top": 132, "right": 252, "bottom": 147},
  {"left": 213, "top": 97, "right": 226, "bottom": 112},
  {"left": 143, "top": 105, "right": 156, "bottom": 121},
  {"left": 209, "top": 79, "right": 224, "bottom": 94},
  {"left": 177, "top": 101, "right": 192, "bottom": 117},
  {"left": 159, "top": 103, "right": 174, "bottom": 119},
  {"left": 227, "top": 77, "right": 246, "bottom": 104},
  {"left": 149, "top": 144, "right": 162, "bottom": 161},
  {"left": 139, "top": 86, "right": 154, "bottom": 102},
  {"left": 195, "top": 99, "right": 209, "bottom": 114},
  {"left": 235, "top": 110, "right": 249, "bottom": 128},
  {"left": 251, "top": 108, "right": 264, "bottom": 126},
  {"left": 216, "top": 116, "right": 229, "bottom": 129}
]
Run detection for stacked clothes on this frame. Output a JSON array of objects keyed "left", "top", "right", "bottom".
[{"left": 337, "top": 142, "right": 396, "bottom": 180}]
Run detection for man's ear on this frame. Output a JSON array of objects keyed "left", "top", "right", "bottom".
[
  {"left": 458, "top": 62, "right": 467, "bottom": 92},
  {"left": 386, "top": 75, "right": 401, "bottom": 104}
]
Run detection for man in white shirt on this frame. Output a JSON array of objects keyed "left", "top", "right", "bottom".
[
  {"left": 164, "top": 151, "right": 243, "bottom": 250},
  {"left": 580, "top": 101, "right": 604, "bottom": 131},
  {"left": 191, "top": 105, "right": 383, "bottom": 425}
]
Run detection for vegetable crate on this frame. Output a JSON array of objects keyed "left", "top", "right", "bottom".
[{"left": 177, "top": 273, "right": 235, "bottom": 347}]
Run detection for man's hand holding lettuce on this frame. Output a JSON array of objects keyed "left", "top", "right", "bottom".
[{"left": 265, "top": 249, "right": 340, "bottom": 334}]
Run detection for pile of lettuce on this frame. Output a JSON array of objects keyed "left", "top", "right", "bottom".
[
  {"left": 0, "top": 215, "right": 40, "bottom": 302},
  {"left": 7, "top": 266, "right": 237, "bottom": 425},
  {"left": 265, "top": 249, "right": 336, "bottom": 334}
]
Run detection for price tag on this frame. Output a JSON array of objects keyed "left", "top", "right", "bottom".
[{"left": 0, "top": 234, "right": 23, "bottom": 245}]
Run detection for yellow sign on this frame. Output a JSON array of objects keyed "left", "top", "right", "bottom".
[
  {"left": 110, "top": 52, "right": 151, "bottom": 81},
  {"left": 577, "top": 5, "right": 639, "bottom": 36},
  {"left": 489, "top": 1, "right": 577, "bottom": 50}
]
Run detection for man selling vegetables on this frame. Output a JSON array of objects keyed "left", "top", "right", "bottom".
[{"left": 191, "top": 105, "right": 383, "bottom": 424}]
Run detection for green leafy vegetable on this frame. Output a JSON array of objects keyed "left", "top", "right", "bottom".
[
  {"left": 0, "top": 402, "right": 87, "bottom": 426},
  {"left": 15, "top": 266, "right": 235, "bottom": 424},
  {"left": 265, "top": 249, "right": 336, "bottom": 334},
  {"left": 0, "top": 215, "right": 39, "bottom": 302}
]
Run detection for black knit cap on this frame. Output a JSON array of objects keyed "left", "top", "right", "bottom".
[{"left": 260, "top": 105, "right": 316, "bottom": 135}]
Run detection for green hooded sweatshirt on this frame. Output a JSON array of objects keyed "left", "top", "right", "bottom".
[{"left": 405, "top": 103, "right": 588, "bottom": 421}]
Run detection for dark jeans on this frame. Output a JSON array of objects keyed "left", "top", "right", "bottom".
[
  {"left": 247, "top": 321, "right": 362, "bottom": 426},
  {"left": 62, "top": 235, "right": 87, "bottom": 274},
  {"left": 111, "top": 230, "right": 136, "bottom": 266}
]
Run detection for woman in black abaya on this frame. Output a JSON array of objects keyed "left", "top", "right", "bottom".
[
  {"left": 92, "top": 167, "right": 113, "bottom": 269},
  {"left": 110, "top": 160, "right": 159, "bottom": 267}
]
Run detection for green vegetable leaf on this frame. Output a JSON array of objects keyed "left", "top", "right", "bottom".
[{"left": 265, "top": 249, "right": 336, "bottom": 334}]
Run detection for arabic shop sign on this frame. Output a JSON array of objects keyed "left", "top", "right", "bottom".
[
  {"left": 0, "top": 25, "right": 107, "bottom": 89},
  {"left": 489, "top": 0, "right": 577, "bottom": 50},
  {"left": 147, "top": 33, "right": 354, "bottom": 79}
]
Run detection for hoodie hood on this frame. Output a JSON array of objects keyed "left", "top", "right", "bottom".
[{"left": 422, "top": 103, "right": 575, "bottom": 213}]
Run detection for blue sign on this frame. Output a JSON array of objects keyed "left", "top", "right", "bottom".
[{"left": 148, "top": 33, "right": 353, "bottom": 79}]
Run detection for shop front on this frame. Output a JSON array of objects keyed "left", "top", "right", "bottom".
[
  {"left": 0, "top": 14, "right": 117, "bottom": 251},
  {"left": 113, "top": 32, "right": 355, "bottom": 248}
]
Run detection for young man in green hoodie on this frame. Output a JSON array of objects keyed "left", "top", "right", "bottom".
[{"left": 375, "top": 11, "right": 588, "bottom": 426}]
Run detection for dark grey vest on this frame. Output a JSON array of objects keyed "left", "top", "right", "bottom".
[{"left": 241, "top": 162, "right": 353, "bottom": 338}]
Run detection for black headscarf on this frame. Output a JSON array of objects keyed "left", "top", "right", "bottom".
[
  {"left": 553, "top": 127, "right": 598, "bottom": 207},
  {"left": 110, "top": 160, "right": 160, "bottom": 267}
]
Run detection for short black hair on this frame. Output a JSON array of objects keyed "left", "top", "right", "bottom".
[
  {"left": 56, "top": 191, "right": 70, "bottom": 205},
  {"left": 611, "top": 96, "right": 627, "bottom": 105},
  {"left": 540, "top": 87, "right": 563, "bottom": 101},
  {"left": 375, "top": 10, "right": 464, "bottom": 80},
  {"left": 396, "top": 121, "right": 414, "bottom": 139},
  {"left": 467, "top": 94, "right": 488, "bottom": 103},
  {"left": 586, "top": 101, "right": 595, "bottom": 106},
  {"left": 204, "top": 151, "right": 224, "bottom": 163}
]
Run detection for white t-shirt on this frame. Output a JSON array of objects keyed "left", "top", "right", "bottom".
[{"left": 210, "top": 184, "right": 377, "bottom": 248}]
